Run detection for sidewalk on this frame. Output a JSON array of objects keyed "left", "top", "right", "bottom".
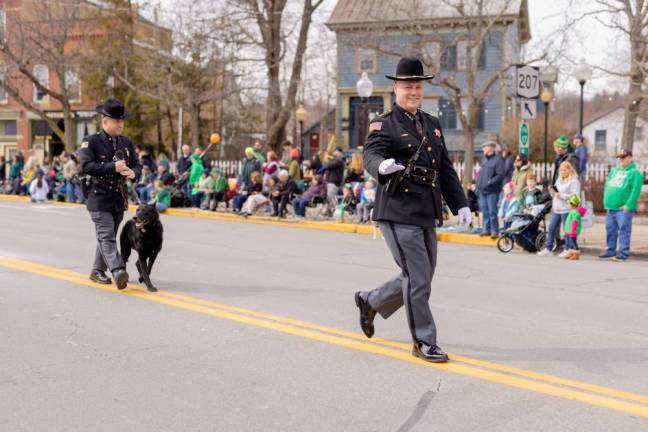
[{"left": 2, "top": 194, "right": 647, "bottom": 259}]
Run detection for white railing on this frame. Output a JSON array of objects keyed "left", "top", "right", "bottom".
[
  {"left": 452, "top": 162, "right": 648, "bottom": 183},
  {"left": 169, "top": 159, "right": 646, "bottom": 183}
]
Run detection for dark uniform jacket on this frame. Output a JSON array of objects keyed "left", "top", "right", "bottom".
[
  {"left": 79, "top": 130, "right": 142, "bottom": 213},
  {"left": 364, "top": 103, "right": 467, "bottom": 228}
]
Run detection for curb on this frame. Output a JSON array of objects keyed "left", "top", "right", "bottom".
[{"left": 0, "top": 195, "right": 497, "bottom": 248}]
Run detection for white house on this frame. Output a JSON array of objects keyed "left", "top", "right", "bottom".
[{"left": 582, "top": 107, "right": 648, "bottom": 162}]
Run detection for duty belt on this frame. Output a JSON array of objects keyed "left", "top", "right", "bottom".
[
  {"left": 94, "top": 176, "right": 123, "bottom": 192},
  {"left": 409, "top": 166, "right": 438, "bottom": 187}
]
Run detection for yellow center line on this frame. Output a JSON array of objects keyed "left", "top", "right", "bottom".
[{"left": 1, "top": 256, "right": 647, "bottom": 419}]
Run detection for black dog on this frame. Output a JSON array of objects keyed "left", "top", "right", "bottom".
[{"left": 120, "top": 204, "right": 163, "bottom": 292}]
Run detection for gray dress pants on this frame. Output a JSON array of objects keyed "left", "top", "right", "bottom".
[
  {"left": 90, "top": 211, "right": 125, "bottom": 273},
  {"left": 363, "top": 221, "right": 438, "bottom": 346}
]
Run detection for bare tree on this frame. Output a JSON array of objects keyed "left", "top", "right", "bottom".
[
  {"left": 586, "top": 0, "right": 648, "bottom": 152},
  {"left": 234, "top": 0, "right": 325, "bottom": 152},
  {"left": 0, "top": 0, "right": 99, "bottom": 153}
]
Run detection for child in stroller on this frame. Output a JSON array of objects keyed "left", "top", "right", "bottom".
[{"left": 497, "top": 200, "right": 552, "bottom": 253}]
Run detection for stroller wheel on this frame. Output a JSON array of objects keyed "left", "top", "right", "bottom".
[
  {"left": 535, "top": 232, "right": 547, "bottom": 252},
  {"left": 497, "top": 235, "right": 514, "bottom": 253}
]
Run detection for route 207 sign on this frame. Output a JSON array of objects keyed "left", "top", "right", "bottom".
[{"left": 516, "top": 65, "right": 540, "bottom": 99}]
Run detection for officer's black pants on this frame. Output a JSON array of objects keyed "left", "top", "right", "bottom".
[{"left": 90, "top": 211, "right": 125, "bottom": 273}]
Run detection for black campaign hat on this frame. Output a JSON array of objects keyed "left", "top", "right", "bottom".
[
  {"left": 386, "top": 57, "right": 435, "bottom": 81},
  {"left": 96, "top": 97, "right": 130, "bottom": 120}
]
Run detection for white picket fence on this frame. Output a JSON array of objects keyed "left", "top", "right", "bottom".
[
  {"left": 170, "top": 159, "right": 646, "bottom": 183},
  {"left": 452, "top": 162, "right": 648, "bottom": 183}
]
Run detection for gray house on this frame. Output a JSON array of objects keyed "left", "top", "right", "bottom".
[{"left": 326, "top": 0, "right": 530, "bottom": 157}]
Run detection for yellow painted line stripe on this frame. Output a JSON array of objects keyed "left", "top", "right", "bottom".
[
  {"left": 0, "top": 195, "right": 495, "bottom": 246},
  {"left": 155, "top": 290, "right": 648, "bottom": 405},
  {"left": 1, "top": 257, "right": 647, "bottom": 418}
]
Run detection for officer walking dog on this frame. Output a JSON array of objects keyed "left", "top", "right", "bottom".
[
  {"left": 354, "top": 58, "right": 472, "bottom": 363},
  {"left": 79, "top": 97, "right": 141, "bottom": 290}
]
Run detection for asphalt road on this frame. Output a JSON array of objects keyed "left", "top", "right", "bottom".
[{"left": 1, "top": 200, "right": 647, "bottom": 431}]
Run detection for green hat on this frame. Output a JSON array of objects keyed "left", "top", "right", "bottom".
[
  {"left": 211, "top": 167, "right": 221, "bottom": 174},
  {"left": 190, "top": 153, "right": 200, "bottom": 161},
  {"left": 553, "top": 134, "right": 569, "bottom": 150},
  {"left": 568, "top": 194, "right": 581, "bottom": 207}
]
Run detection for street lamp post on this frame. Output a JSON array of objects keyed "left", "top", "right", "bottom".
[
  {"left": 574, "top": 58, "right": 592, "bottom": 135},
  {"left": 540, "top": 87, "right": 553, "bottom": 182},
  {"left": 295, "top": 104, "right": 308, "bottom": 155},
  {"left": 356, "top": 72, "right": 374, "bottom": 147}
]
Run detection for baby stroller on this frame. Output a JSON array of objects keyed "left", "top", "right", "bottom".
[
  {"left": 497, "top": 201, "right": 552, "bottom": 253},
  {"left": 170, "top": 171, "right": 192, "bottom": 208}
]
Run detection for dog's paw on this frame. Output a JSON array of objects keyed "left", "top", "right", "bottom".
[
  {"left": 147, "top": 285, "right": 158, "bottom": 293},
  {"left": 138, "top": 276, "right": 144, "bottom": 283}
]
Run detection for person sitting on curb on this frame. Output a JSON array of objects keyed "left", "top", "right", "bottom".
[
  {"left": 271, "top": 170, "right": 297, "bottom": 218},
  {"left": 563, "top": 194, "right": 587, "bottom": 260},
  {"left": 599, "top": 149, "right": 644, "bottom": 261},
  {"left": 153, "top": 180, "right": 170, "bottom": 213},
  {"left": 233, "top": 171, "right": 263, "bottom": 214},
  {"left": 208, "top": 167, "right": 229, "bottom": 211},
  {"left": 292, "top": 174, "right": 327, "bottom": 218},
  {"left": 29, "top": 169, "right": 49, "bottom": 203},
  {"left": 241, "top": 174, "right": 272, "bottom": 217}
]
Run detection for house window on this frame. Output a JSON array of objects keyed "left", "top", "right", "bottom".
[
  {"left": 357, "top": 48, "right": 376, "bottom": 74},
  {"left": 0, "top": 120, "right": 16, "bottom": 135},
  {"left": 33, "top": 64, "right": 48, "bottom": 103},
  {"left": 438, "top": 97, "right": 457, "bottom": 129},
  {"left": 422, "top": 42, "right": 440, "bottom": 72},
  {"left": 594, "top": 130, "right": 607, "bottom": 151},
  {"left": 457, "top": 40, "right": 468, "bottom": 71},
  {"left": 440, "top": 43, "right": 456, "bottom": 71},
  {"left": 65, "top": 69, "right": 81, "bottom": 101}
]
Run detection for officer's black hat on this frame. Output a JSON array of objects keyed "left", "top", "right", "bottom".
[
  {"left": 386, "top": 57, "right": 435, "bottom": 81},
  {"left": 96, "top": 97, "right": 131, "bottom": 120}
]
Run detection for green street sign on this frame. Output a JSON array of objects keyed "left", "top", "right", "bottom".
[{"left": 519, "top": 121, "right": 529, "bottom": 156}]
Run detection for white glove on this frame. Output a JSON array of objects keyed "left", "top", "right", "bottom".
[
  {"left": 378, "top": 158, "right": 406, "bottom": 175},
  {"left": 457, "top": 207, "right": 472, "bottom": 231}
]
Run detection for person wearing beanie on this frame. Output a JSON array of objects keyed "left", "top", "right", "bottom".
[
  {"left": 238, "top": 146, "right": 262, "bottom": 191},
  {"left": 29, "top": 169, "right": 49, "bottom": 203},
  {"left": 562, "top": 194, "right": 587, "bottom": 260},
  {"left": 476, "top": 140, "right": 505, "bottom": 238},
  {"left": 288, "top": 148, "right": 302, "bottom": 181},
  {"left": 551, "top": 134, "right": 580, "bottom": 186}
]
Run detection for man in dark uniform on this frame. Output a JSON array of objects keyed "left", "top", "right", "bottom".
[
  {"left": 79, "top": 97, "right": 141, "bottom": 289},
  {"left": 354, "top": 58, "right": 472, "bottom": 363}
]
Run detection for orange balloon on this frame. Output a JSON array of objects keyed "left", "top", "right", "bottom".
[{"left": 210, "top": 133, "right": 221, "bottom": 145}]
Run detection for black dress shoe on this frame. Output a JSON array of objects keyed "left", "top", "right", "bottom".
[
  {"left": 112, "top": 269, "right": 129, "bottom": 290},
  {"left": 354, "top": 292, "right": 376, "bottom": 338},
  {"left": 412, "top": 342, "right": 449, "bottom": 363},
  {"left": 89, "top": 269, "right": 111, "bottom": 285}
]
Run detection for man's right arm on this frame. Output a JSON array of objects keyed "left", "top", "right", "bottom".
[
  {"left": 79, "top": 138, "right": 115, "bottom": 176},
  {"left": 363, "top": 119, "right": 392, "bottom": 185}
]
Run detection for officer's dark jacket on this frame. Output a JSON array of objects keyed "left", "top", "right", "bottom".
[
  {"left": 79, "top": 130, "right": 142, "bottom": 213},
  {"left": 364, "top": 103, "right": 467, "bottom": 228}
]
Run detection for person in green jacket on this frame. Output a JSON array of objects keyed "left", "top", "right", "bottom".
[
  {"left": 153, "top": 180, "right": 170, "bottom": 213},
  {"left": 600, "top": 149, "right": 644, "bottom": 261},
  {"left": 188, "top": 153, "right": 204, "bottom": 191},
  {"left": 208, "top": 167, "right": 229, "bottom": 211},
  {"left": 563, "top": 195, "right": 587, "bottom": 260}
]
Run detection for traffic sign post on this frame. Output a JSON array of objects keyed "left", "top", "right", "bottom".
[
  {"left": 516, "top": 65, "right": 540, "bottom": 99},
  {"left": 520, "top": 99, "right": 537, "bottom": 120},
  {"left": 519, "top": 121, "right": 530, "bottom": 156}
]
